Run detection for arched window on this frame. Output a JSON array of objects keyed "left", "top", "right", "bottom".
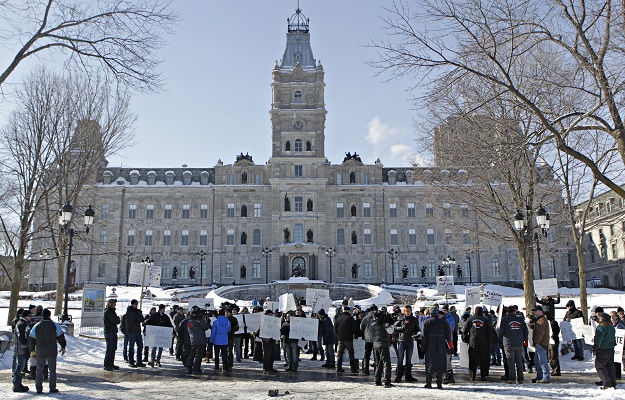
[
  {"left": 306, "top": 141, "right": 312, "bottom": 151},
  {"left": 294, "top": 90, "right": 302, "bottom": 103},
  {"left": 295, "top": 139, "right": 302, "bottom": 152},
  {"left": 285, "top": 141, "right": 291, "bottom": 151}
]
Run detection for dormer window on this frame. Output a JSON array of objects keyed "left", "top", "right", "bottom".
[
  {"left": 294, "top": 90, "right": 302, "bottom": 103},
  {"left": 295, "top": 52, "right": 301, "bottom": 62},
  {"left": 295, "top": 139, "right": 302, "bottom": 152}
]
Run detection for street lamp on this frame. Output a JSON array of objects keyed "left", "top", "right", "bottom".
[
  {"left": 58, "top": 202, "right": 95, "bottom": 323},
  {"left": 325, "top": 247, "right": 335, "bottom": 283},
  {"left": 125, "top": 250, "right": 132, "bottom": 285},
  {"left": 442, "top": 254, "right": 455, "bottom": 276},
  {"left": 198, "top": 250, "right": 206, "bottom": 286},
  {"left": 465, "top": 250, "right": 474, "bottom": 284},
  {"left": 388, "top": 248, "right": 398, "bottom": 284},
  {"left": 513, "top": 204, "right": 550, "bottom": 280},
  {"left": 262, "top": 247, "right": 272, "bottom": 284}
]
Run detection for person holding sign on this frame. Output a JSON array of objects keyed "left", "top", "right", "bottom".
[
  {"left": 318, "top": 309, "right": 337, "bottom": 369},
  {"left": 145, "top": 304, "right": 174, "bottom": 367},
  {"left": 259, "top": 309, "right": 278, "bottom": 374},
  {"left": 529, "top": 305, "right": 551, "bottom": 384},
  {"left": 463, "top": 306, "right": 492, "bottom": 381},
  {"left": 594, "top": 312, "right": 617, "bottom": 390},
  {"left": 499, "top": 306, "right": 528, "bottom": 384},
  {"left": 280, "top": 311, "right": 299, "bottom": 372},
  {"left": 371, "top": 308, "right": 393, "bottom": 388},
  {"left": 535, "top": 294, "right": 560, "bottom": 321},
  {"left": 563, "top": 300, "right": 585, "bottom": 361}
]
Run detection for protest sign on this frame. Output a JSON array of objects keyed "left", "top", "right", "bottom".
[
  {"left": 353, "top": 338, "right": 365, "bottom": 360},
  {"left": 233, "top": 314, "right": 245, "bottom": 330},
  {"left": 570, "top": 318, "right": 585, "bottom": 339},
  {"left": 560, "top": 321, "right": 578, "bottom": 342},
  {"left": 259, "top": 314, "right": 281, "bottom": 340},
  {"left": 128, "top": 262, "right": 144, "bottom": 286},
  {"left": 533, "top": 278, "right": 559, "bottom": 297},
  {"left": 581, "top": 323, "right": 596, "bottom": 345},
  {"left": 436, "top": 275, "right": 455, "bottom": 294},
  {"left": 243, "top": 313, "right": 262, "bottom": 332},
  {"left": 458, "top": 341, "right": 469, "bottom": 368},
  {"left": 144, "top": 325, "right": 173, "bottom": 348},
  {"left": 279, "top": 293, "right": 297, "bottom": 312},
  {"left": 527, "top": 326, "right": 535, "bottom": 352},
  {"left": 483, "top": 290, "right": 503, "bottom": 307},
  {"left": 289, "top": 317, "right": 319, "bottom": 341},
  {"left": 465, "top": 287, "right": 481, "bottom": 307},
  {"left": 187, "top": 297, "right": 213, "bottom": 310},
  {"left": 306, "top": 289, "right": 331, "bottom": 313},
  {"left": 615, "top": 329, "right": 625, "bottom": 364},
  {"left": 417, "top": 314, "right": 427, "bottom": 333},
  {"left": 265, "top": 301, "right": 279, "bottom": 312},
  {"left": 128, "top": 262, "right": 162, "bottom": 287}
]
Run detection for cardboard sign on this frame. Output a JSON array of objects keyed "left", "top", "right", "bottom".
[
  {"left": 128, "top": 262, "right": 161, "bottom": 287},
  {"left": 436, "top": 275, "right": 455, "bottom": 294},
  {"left": 458, "top": 341, "right": 469, "bottom": 368},
  {"left": 243, "top": 313, "right": 262, "bottom": 333},
  {"left": 560, "top": 321, "right": 578, "bottom": 342},
  {"left": 615, "top": 329, "right": 625, "bottom": 363},
  {"left": 265, "top": 301, "right": 279, "bottom": 313},
  {"left": 144, "top": 325, "right": 173, "bottom": 348},
  {"left": 289, "top": 316, "right": 319, "bottom": 341},
  {"left": 533, "top": 278, "right": 558, "bottom": 297},
  {"left": 570, "top": 318, "right": 585, "bottom": 339},
  {"left": 483, "top": 290, "right": 503, "bottom": 307},
  {"left": 306, "top": 289, "right": 331, "bottom": 313},
  {"left": 128, "top": 262, "right": 144, "bottom": 286},
  {"left": 259, "top": 314, "right": 281, "bottom": 340},
  {"left": 233, "top": 314, "right": 245, "bottom": 330},
  {"left": 527, "top": 325, "right": 534, "bottom": 352},
  {"left": 353, "top": 338, "right": 365, "bottom": 360},
  {"left": 187, "top": 297, "right": 212, "bottom": 310},
  {"left": 465, "top": 287, "right": 481, "bottom": 307},
  {"left": 581, "top": 323, "right": 596, "bottom": 345},
  {"left": 279, "top": 293, "right": 297, "bottom": 312}
]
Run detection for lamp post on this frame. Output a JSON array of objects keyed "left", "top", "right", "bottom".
[
  {"left": 513, "top": 204, "right": 550, "bottom": 280},
  {"left": 388, "top": 248, "right": 398, "bottom": 284},
  {"left": 442, "top": 254, "right": 455, "bottom": 276},
  {"left": 465, "top": 250, "right": 474, "bottom": 285},
  {"left": 125, "top": 250, "right": 132, "bottom": 284},
  {"left": 58, "top": 202, "right": 95, "bottom": 323},
  {"left": 262, "top": 247, "right": 272, "bottom": 284},
  {"left": 325, "top": 247, "right": 335, "bottom": 283},
  {"left": 198, "top": 250, "right": 206, "bottom": 286}
]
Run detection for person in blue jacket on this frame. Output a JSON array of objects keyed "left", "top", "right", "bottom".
[
  {"left": 441, "top": 304, "right": 456, "bottom": 384},
  {"left": 210, "top": 308, "right": 231, "bottom": 371}
]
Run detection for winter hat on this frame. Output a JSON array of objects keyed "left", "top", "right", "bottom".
[
  {"left": 531, "top": 305, "right": 543, "bottom": 312},
  {"left": 265, "top": 309, "right": 274, "bottom": 315},
  {"left": 566, "top": 300, "right": 575, "bottom": 307},
  {"left": 441, "top": 304, "right": 449, "bottom": 311},
  {"left": 131, "top": 299, "right": 138, "bottom": 305},
  {"left": 430, "top": 307, "right": 440, "bottom": 316},
  {"left": 317, "top": 309, "right": 326, "bottom": 315},
  {"left": 22, "top": 310, "right": 31, "bottom": 318}
]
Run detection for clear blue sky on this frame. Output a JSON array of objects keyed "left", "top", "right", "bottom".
[{"left": 105, "top": 0, "right": 423, "bottom": 169}]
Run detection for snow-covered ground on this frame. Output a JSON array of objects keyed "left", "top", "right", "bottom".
[{"left": 1, "top": 284, "right": 624, "bottom": 399}]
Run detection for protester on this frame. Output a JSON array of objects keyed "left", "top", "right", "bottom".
[
  {"left": 173, "top": 306, "right": 186, "bottom": 360},
  {"left": 594, "top": 312, "right": 617, "bottom": 390},
  {"left": 563, "top": 300, "right": 585, "bottom": 361},
  {"left": 499, "top": 305, "right": 528, "bottom": 384},
  {"left": 360, "top": 305, "right": 376, "bottom": 375},
  {"left": 260, "top": 309, "right": 278, "bottom": 374},
  {"left": 185, "top": 308, "right": 210, "bottom": 374},
  {"left": 530, "top": 305, "right": 551, "bottom": 384},
  {"left": 210, "top": 308, "right": 231, "bottom": 371},
  {"left": 28, "top": 308, "right": 66, "bottom": 394},
  {"left": 124, "top": 299, "right": 146, "bottom": 368},
  {"left": 334, "top": 306, "right": 358, "bottom": 373},
  {"left": 318, "top": 309, "right": 337, "bottom": 369},
  {"left": 394, "top": 305, "right": 419, "bottom": 382},
  {"left": 371, "top": 308, "right": 393, "bottom": 387},
  {"left": 535, "top": 294, "right": 561, "bottom": 321},
  {"left": 463, "top": 306, "right": 492, "bottom": 381},
  {"left": 225, "top": 308, "right": 239, "bottom": 368},
  {"left": 441, "top": 304, "right": 456, "bottom": 384},
  {"left": 12, "top": 310, "right": 32, "bottom": 392},
  {"left": 281, "top": 311, "right": 299, "bottom": 372},
  {"left": 548, "top": 315, "right": 561, "bottom": 376},
  {"left": 422, "top": 306, "right": 451, "bottom": 389},
  {"left": 103, "top": 299, "right": 121, "bottom": 371},
  {"left": 145, "top": 304, "right": 174, "bottom": 367}
]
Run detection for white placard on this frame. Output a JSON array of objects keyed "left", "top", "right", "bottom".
[
  {"left": 187, "top": 297, "right": 213, "bottom": 310},
  {"left": 533, "top": 278, "right": 559, "bottom": 297},
  {"left": 458, "top": 341, "right": 469, "bottom": 368},
  {"left": 306, "top": 288, "right": 331, "bottom": 313},
  {"left": 259, "top": 314, "right": 281, "bottom": 340},
  {"left": 496, "top": 299, "right": 505, "bottom": 329},
  {"left": 483, "top": 290, "right": 503, "bottom": 307},
  {"left": 560, "top": 321, "right": 578, "bottom": 342},
  {"left": 353, "top": 338, "right": 365, "bottom": 360},
  {"left": 570, "top": 318, "right": 585, "bottom": 339},
  {"left": 289, "top": 316, "right": 319, "bottom": 341},
  {"left": 417, "top": 315, "right": 427, "bottom": 333},
  {"left": 279, "top": 293, "right": 297, "bottom": 312},
  {"left": 265, "top": 301, "right": 279, "bottom": 312},
  {"left": 128, "top": 262, "right": 144, "bottom": 286},
  {"left": 146, "top": 265, "right": 162, "bottom": 287},
  {"left": 243, "top": 313, "right": 262, "bottom": 333},
  {"left": 581, "top": 324, "right": 596, "bottom": 345},
  {"left": 615, "top": 329, "right": 625, "bottom": 363},
  {"left": 436, "top": 276, "right": 455, "bottom": 294},
  {"left": 465, "top": 287, "right": 481, "bottom": 306},
  {"left": 128, "top": 262, "right": 161, "bottom": 287},
  {"left": 144, "top": 325, "right": 173, "bottom": 348},
  {"left": 233, "top": 314, "right": 245, "bottom": 329},
  {"left": 527, "top": 324, "right": 535, "bottom": 352}
]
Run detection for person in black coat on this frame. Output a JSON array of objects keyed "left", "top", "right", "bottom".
[
  {"left": 423, "top": 307, "right": 451, "bottom": 389},
  {"left": 394, "top": 305, "right": 420, "bottom": 382},
  {"left": 563, "top": 300, "right": 585, "bottom": 361},
  {"left": 535, "top": 294, "right": 560, "bottom": 321},
  {"left": 145, "top": 304, "right": 174, "bottom": 366},
  {"left": 103, "top": 299, "right": 121, "bottom": 371},
  {"left": 463, "top": 306, "right": 493, "bottom": 381},
  {"left": 334, "top": 306, "right": 358, "bottom": 373},
  {"left": 124, "top": 299, "right": 145, "bottom": 367},
  {"left": 371, "top": 309, "right": 393, "bottom": 387}
]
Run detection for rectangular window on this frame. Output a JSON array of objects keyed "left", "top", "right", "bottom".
[
  {"left": 428, "top": 259, "right": 436, "bottom": 277},
  {"left": 426, "top": 203, "right": 433, "bottom": 217},
  {"left": 463, "top": 230, "right": 471, "bottom": 245},
  {"left": 336, "top": 174, "right": 342, "bottom": 185},
  {"left": 162, "top": 260, "right": 170, "bottom": 279},
  {"left": 227, "top": 203, "right": 235, "bottom": 218},
  {"left": 612, "top": 243, "right": 617, "bottom": 258},
  {"left": 181, "top": 261, "right": 188, "bottom": 278},
  {"left": 226, "top": 229, "right": 235, "bottom": 246},
  {"left": 410, "top": 262, "right": 418, "bottom": 278},
  {"left": 200, "top": 229, "right": 207, "bottom": 246},
  {"left": 407, "top": 203, "right": 416, "bottom": 217},
  {"left": 364, "top": 260, "right": 372, "bottom": 277},
  {"left": 128, "top": 204, "right": 137, "bottom": 219},
  {"left": 461, "top": 204, "right": 469, "bottom": 218},
  {"left": 408, "top": 229, "right": 417, "bottom": 245},
  {"left": 181, "top": 230, "right": 189, "bottom": 246},
  {"left": 200, "top": 204, "right": 208, "bottom": 219},
  {"left": 610, "top": 224, "right": 616, "bottom": 237},
  {"left": 427, "top": 229, "right": 435, "bottom": 245},
  {"left": 337, "top": 228, "right": 345, "bottom": 246},
  {"left": 363, "top": 202, "right": 371, "bottom": 217},
  {"left": 163, "top": 230, "right": 171, "bottom": 246},
  {"left": 253, "top": 260, "right": 261, "bottom": 278},
  {"left": 337, "top": 261, "right": 345, "bottom": 277},
  {"left": 295, "top": 196, "right": 303, "bottom": 212},
  {"left": 294, "top": 223, "right": 304, "bottom": 242},
  {"left": 146, "top": 204, "right": 154, "bottom": 219},
  {"left": 182, "top": 204, "right": 190, "bottom": 219},
  {"left": 101, "top": 204, "right": 109, "bottom": 219},
  {"left": 253, "top": 228, "right": 261, "bottom": 246},
  {"left": 145, "top": 230, "right": 153, "bottom": 247},
  {"left": 464, "top": 258, "right": 470, "bottom": 278},
  {"left": 251, "top": 202, "right": 261, "bottom": 218},
  {"left": 445, "top": 229, "right": 453, "bottom": 245},
  {"left": 99, "top": 229, "right": 108, "bottom": 244},
  {"left": 443, "top": 203, "right": 451, "bottom": 218},
  {"left": 229, "top": 174, "right": 235, "bottom": 185},
  {"left": 390, "top": 229, "right": 398, "bottom": 245},
  {"left": 255, "top": 174, "right": 261, "bottom": 185},
  {"left": 492, "top": 259, "right": 500, "bottom": 276},
  {"left": 390, "top": 203, "right": 397, "bottom": 218},
  {"left": 127, "top": 229, "right": 135, "bottom": 246},
  {"left": 336, "top": 202, "right": 344, "bottom": 218},
  {"left": 363, "top": 173, "right": 369, "bottom": 184},
  {"left": 295, "top": 165, "right": 303, "bottom": 177},
  {"left": 164, "top": 204, "right": 172, "bottom": 219},
  {"left": 226, "top": 261, "right": 234, "bottom": 277},
  {"left": 364, "top": 228, "right": 372, "bottom": 245},
  {"left": 98, "top": 261, "right": 106, "bottom": 278}
]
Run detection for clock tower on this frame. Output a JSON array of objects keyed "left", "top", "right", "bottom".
[{"left": 269, "top": 7, "right": 327, "bottom": 163}]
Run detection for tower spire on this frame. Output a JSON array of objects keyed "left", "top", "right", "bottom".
[{"left": 287, "top": 1, "right": 309, "bottom": 33}]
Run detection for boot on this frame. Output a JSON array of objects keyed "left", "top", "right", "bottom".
[
  {"left": 469, "top": 370, "right": 476, "bottom": 381},
  {"left": 336, "top": 359, "right": 344, "bottom": 373},
  {"left": 424, "top": 377, "right": 433, "bottom": 389},
  {"left": 436, "top": 377, "right": 443, "bottom": 389},
  {"left": 362, "top": 358, "right": 370, "bottom": 375},
  {"left": 395, "top": 365, "right": 404, "bottom": 383},
  {"left": 405, "top": 363, "right": 417, "bottom": 382},
  {"left": 351, "top": 360, "right": 358, "bottom": 373},
  {"left": 444, "top": 369, "right": 455, "bottom": 384}
]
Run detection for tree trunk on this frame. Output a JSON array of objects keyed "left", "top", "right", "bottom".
[
  {"left": 576, "top": 247, "right": 588, "bottom": 323},
  {"left": 518, "top": 238, "right": 536, "bottom": 315},
  {"left": 7, "top": 261, "right": 23, "bottom": 325}
]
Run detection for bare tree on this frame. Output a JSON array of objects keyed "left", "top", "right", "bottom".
[
  {"left": 372, "top": 0, "right": 625, "bottom": 199},
  {"left": 0, "top": 0, "right": 177, "bottom": 93},
  {"left": 0, "top": 68, "right": 134, "bottom": 323}
]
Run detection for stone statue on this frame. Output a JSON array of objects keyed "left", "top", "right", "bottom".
[
  {"left": 241, "top": 231, "right": 247, "bottom": 245},
  {"left": 284, "top": 195, "right": 291, "bottom": 211},
  {"left": 306, "top": 229, "right": 313, "bottom": 243},
  {"left": 351, "top": 231, "right": 357, "bottom": 244},
  {"left": 284, "top": 227, "right": 290, "bottom": 243},
  {"left": 307, "top": 198, "right": 313, "bottom": 211}
]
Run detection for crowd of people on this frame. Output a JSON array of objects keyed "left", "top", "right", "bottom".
[{"left": 10, "top": 295, "right": 625, "bottom": 393}]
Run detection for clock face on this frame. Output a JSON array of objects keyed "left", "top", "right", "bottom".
[{"left": 293, "top": 120, "right": 304, "bottom": 131}]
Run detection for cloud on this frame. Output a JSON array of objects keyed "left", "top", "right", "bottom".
[
  {"left": 365, "top": 116, "right": 401, "bottom": 146},
  {"left": 364, "top": 116, "right": 415, "bottom": 166}
]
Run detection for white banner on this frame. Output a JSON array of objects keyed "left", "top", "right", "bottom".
[
  {"left": 560, "top": 321, "right": 578, "bottom": 342},
  {"left": 436, "top": 275, "right": 455, "bottom": 294},
  {"left": 243, "top": 313, "right": 262, "bottom": 333},
  {"left": 233, "top": 314, "right": 245, "bottom": 330},
  {"left": 306, "top": 289, "right": 331, "bottom": 313},
  {"left": 289, "top": 317, "right": 319, "bottom": 341},
  {"left": 144, "top": 325, "right": 173, "bottom": 348},
  {"left": 533, "top": 278, "right": 559, "bottom": 297},
  {"left": 465, "top": 287, "right": 481, "bottom": 307},
  {"left": 146, "top": 265, "right": 162, "bottom": 287},
  {"left": 259, "top": 314, "right": 281, "bottom": 340},
  {"left": 615, "top": 329, "right": 625, "bottom": 364},
  {"left": 483, "top": 290, "right": 503, "bottom": 307},
  {"left": 279, "top": 293, "right": 297, "bottom": 312},
  {"left": 187, "top": 297, "right": 213, "bottom": 310}
]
